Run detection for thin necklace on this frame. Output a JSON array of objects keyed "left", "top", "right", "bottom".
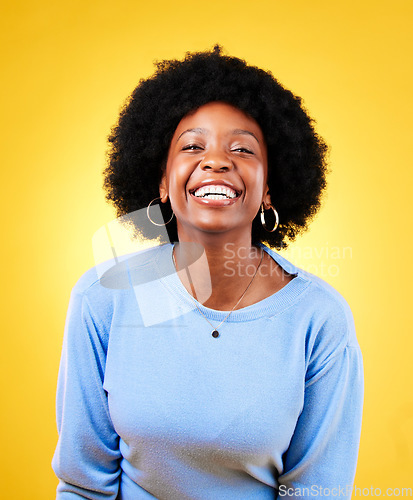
[{"left": 172, "top": 246, "right": 264, "bottom": 338}]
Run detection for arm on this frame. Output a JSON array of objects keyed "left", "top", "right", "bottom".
[
  {"left": 52, "top": 288, "right": 121, "bottom": 499},
  {"left": 277, "top": 311, "right": 364, "bottom": 498}
]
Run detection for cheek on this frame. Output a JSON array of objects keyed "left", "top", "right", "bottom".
[
  {"left": 165, "top": 164, "right": 190, "bottom": 210},
  {"left": 248, "top": 168, "right": 267, "bottom": 195}
]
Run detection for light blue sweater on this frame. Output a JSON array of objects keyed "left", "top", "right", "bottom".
[{"left": 52, "top": 243, "right": 363, "bottom": 499}]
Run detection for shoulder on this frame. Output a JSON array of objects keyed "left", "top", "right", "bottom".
[
  {"left": 262, "top": 244, "right": 359, "bottom": 353},
  {"left": 263, "top": 245, "right": 351, "bottom": 307},
  {"left": 73, "top": 243, "right": 169, "bottom": 292},
  {"left": 71, "top": 265, "right": 101, "bottom": 296},
  {"left": 69, "top": 243, "right": 173, "bottom": 312},
  {"left": 300, "top": 266, "right": 356, "bottom": 343}
]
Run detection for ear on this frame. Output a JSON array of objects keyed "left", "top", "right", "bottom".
[
  {"left": 262, "top": 185, "right": 272, "bottom": 210},
  {"left": 159, "top": 171, "right": 168, "bottom": 203}
]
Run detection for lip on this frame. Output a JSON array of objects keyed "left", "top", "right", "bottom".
[{"left": 188, "top": 179, "right": 242, "bottom": 207}]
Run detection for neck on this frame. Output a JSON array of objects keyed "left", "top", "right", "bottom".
[{"left": 173, "top": 228, "right": 263, "bottom": 309}]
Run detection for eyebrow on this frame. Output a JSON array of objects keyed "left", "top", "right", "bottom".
[
  {"left": 177, "top": 128, "right": 207, "bottom": 141},
  {"left": 177, "top": 128, "right": 260, "bottom": 144},
  {"left": 232, "top": 129, "right": 260, "bottom": 144}
]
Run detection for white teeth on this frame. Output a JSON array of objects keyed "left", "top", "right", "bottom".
[{"left": 193, "top": 185, "right": 237, "bottom": 199}]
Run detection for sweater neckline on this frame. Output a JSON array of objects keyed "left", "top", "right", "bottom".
[{"left": 155, "top": 243, "right": 310, "bottom": 322}]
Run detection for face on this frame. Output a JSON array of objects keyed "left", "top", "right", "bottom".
[{"left": 160, "top": 101, "right": 271, "bottom": 242}]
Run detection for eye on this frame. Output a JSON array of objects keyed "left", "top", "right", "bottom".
[
  {"left": 232, "top": 147, "right": 254, "bottom": 154},
  {"left": 182, "top": 144, "right": 203, "bottom": 151}
]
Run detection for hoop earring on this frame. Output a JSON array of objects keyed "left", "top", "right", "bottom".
[
  {"left": 147, "top": 197, "right": 175, "bottom": 226},
  {"left": 260, "top": 203, "right": 279, "bottom": 232}
]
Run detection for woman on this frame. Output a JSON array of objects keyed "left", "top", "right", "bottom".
[{"left": 53, "top": 46, "right": 363, "bottom": 499}]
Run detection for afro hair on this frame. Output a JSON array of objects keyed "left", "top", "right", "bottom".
[{"left": 103, "top": 45, "right": 328, "bottom": 248}]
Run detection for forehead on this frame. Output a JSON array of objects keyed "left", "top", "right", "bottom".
[{"left": 172, "top": 102, "right": 265, "bottom": 142}]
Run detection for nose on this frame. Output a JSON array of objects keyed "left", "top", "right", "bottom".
[{"left": 200, "top": 150, "right": 233, "bottom": 172}]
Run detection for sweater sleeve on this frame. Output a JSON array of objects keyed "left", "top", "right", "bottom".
[
  {"left": 52, "top": 287, "right": 121, "bottom": 499},
  {"left": 277, "top": 307, "right": 364, "bottom": 499}
]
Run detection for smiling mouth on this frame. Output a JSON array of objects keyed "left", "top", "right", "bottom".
[{"left": 189, "top": 184, "right": 241, "bottom": 200}]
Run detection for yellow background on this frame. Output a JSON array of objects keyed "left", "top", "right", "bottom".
[{"left": 1, "top": 0, "right": 412, "bottom": 497}]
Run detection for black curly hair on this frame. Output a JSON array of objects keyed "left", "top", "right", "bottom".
[{"left": 104, "top": 45, "right": 328, "bottom": 249}]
